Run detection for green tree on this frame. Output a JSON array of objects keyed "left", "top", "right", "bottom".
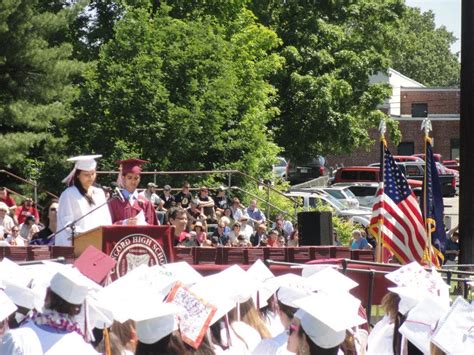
[
  {"left": 250, "top": 0, "right": 403, "bottom": 162},
  {"left": 0, "top": 0, "right": 87, "bottom": 194},
  {"left": 69, "top": 5, "right": 283, "bottom": 185},
  {"left": 389, "top": 6, "right": 460, "bottom": 87}
]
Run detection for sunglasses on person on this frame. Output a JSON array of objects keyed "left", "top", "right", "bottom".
[
  {"left": 287, "top": 322, "right": 299, "bottom": 336},
  {"left": 12, "top": 229, "right": 19, "bottom": 233}
]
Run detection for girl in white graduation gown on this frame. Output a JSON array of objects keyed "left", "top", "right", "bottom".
[{"left": 56, "top": 155, "right": 112, "bottom": 246}]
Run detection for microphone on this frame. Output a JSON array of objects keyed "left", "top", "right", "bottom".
[{"left": 111, "top": 182, "right": 125, "bottom": 202}]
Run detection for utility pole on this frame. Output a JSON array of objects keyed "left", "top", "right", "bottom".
[{"left": 459, "top": 1, "right": 474, "bottom": 264}]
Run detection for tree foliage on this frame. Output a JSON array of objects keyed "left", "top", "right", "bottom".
[
  {"left": 0, "top": 0, "right": 87, "bottom": 193},
  {"left": 68, "top": 4, "right": 283, "bottom": 185},
  {"left": 249, "top": 0, "right": 402, "bottom": 162},
  {"left": 389, "top": 6, "right": 460, "bottom": 87}
]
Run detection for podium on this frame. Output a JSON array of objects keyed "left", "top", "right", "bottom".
[{"left": 74, "top": 225, "right": 175, "bottom": 280}]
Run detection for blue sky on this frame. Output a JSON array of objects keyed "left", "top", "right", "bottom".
[{"left": 405, "top": 0, "right": 461, "bottom": 54}]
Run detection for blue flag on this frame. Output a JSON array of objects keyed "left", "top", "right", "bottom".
[{"left": 421, "top": 141, "right": 447, "bottom": 256}]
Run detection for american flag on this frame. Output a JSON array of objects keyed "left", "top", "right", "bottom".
[{"left": 369, "top": 147, "right": 428, "bottom": 264}]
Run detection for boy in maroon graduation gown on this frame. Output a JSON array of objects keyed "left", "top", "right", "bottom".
[{"left": 108, "top": 158, "right": 158, "bottom": 225}]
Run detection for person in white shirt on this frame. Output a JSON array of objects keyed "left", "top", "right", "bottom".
[
  {"left": 0, "top": 202, "right": 15, "bottom": 235},
  {"left": 56, "top": 155, "right": 112, "bottom": 246}
]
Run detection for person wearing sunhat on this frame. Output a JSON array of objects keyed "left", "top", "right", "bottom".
[
  {"left": 108, "top": 158, "right": 158, "bottom": 225},
  {"left": 56, "top": 155, "right": 112, "bottom": 246}
]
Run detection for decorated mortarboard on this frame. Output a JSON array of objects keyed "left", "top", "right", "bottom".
[
  {"left": 0, "top": 290, "right": 17, "bottom": 320},
  {"left": 117, "top": 158, "right": 149, "bottom": 175},
  {"left": 166, "top": 282, "right": 217, "bottom": 349},
  {"left": 62, "top": 154, "right": 102, "bottom": 185},
  {"left": 133, "top": 302, "right": 183, "bottom": 344},
  {"left": 398, "top": 295, "right": 450, "bottom": 354},
  {"left": 431, "top": 296, "right": 474, "bottom": 354},
  {"left": 74, "top": 245, "right": 116, "bottom": 284}
]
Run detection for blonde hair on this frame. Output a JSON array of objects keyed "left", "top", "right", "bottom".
[
  {"left": 237, "top": 299, "right": 271, "bottom": 339},
  {"left": 381, "top": 291, "right": 400, "bottom": 322}
]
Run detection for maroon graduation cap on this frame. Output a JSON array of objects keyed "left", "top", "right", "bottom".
[
  {"left": 117, "top": 158, "right": 149, "bottom": 175},
  {"left": 74, "top": 245, "right": 116, "bottom": 284}
]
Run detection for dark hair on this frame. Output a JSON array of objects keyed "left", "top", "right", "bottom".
[
  {"left": 40, "top": 199, "right": 59, "bottom": 228},
  {"left": 135, "top": 331, "right": 215, "bottom": 355},
  {"left": 44, "top": 288, "right": 81, "bottom": 316},
  {"left": 96, "top": 332, "right": 125, "bottom": 355},
  {"left": 168, "top": 207, "right": 186, "bottom": 222},
  {"left": 277, "top": 299, "right": 298, "bottom": 320},
  {"left": 73, "top": 170, "right": 95, "bottom": 206}
]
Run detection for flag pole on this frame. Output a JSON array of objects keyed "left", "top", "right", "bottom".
[
  {"left": 376, "top": 120, "right": 386, "bottom": 263},
  {"left": 422, "top": 118, "right": 433, "bottom": 267}
]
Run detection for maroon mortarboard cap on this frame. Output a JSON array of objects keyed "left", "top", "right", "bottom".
[
  {"left": 117, "top": 158, "right": 149, "bottom": 175},
  {"left": 74, "top": 245, "right": 116, "bottom": 284}
]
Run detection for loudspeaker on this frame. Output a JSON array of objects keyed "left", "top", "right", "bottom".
[{"left": 297, "top": 211, "right": 333, "bottom": 246}]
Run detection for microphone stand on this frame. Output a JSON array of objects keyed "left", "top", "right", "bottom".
[{"left": 46, "top": 192, "right": 123, "bottom": 247}]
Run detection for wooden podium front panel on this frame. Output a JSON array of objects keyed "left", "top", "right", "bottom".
[{"left": 74, "top": 226, "right": 103, "bottom": 257}]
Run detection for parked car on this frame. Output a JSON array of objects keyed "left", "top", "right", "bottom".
[
  {"left": 443, "top": 159, "right": 460, "bottom": 171},
  {"left": 272, "top": 156, "right": 288, "bottom": 179},
  {"left": 369, "top": 161, "right": 456, "bottom": 197},
  {"left": 287, "top": 156, "right": 327, "bottom": 185},
  {"left": 393, "top": 155, "right": 424, "bottom": 163},
  {"left": 289, "top": 186, "right": 360, "bottom": 209},
  {"left": 331, "top": 182, "right": 380, "bottom": 208},
  {"left": 285, "top": 191, "right": 371, "bottom": 227},
  {"left": 412, "top": 153, "right": 442, "bottom": 162}
]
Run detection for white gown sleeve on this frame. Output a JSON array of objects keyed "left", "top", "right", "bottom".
[{"left": 56, "top": 188, "right": 77, "bottom": 246}]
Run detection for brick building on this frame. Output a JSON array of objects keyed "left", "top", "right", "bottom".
[{"left": 327, "top": 69, "right": 460, "bottom": 168}]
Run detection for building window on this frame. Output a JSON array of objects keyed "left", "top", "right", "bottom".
[
  {"left": 412, "top": 103, "right": 428, "bottom": 117},
  {"left": 451, "top": 138, "right": 460, "bottom": 159},
  {"left": 398, "top": 142, "right": 415, "bottom": 156}
]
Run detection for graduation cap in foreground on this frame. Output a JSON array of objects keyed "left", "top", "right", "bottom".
[
  {"left": 133, "top": 303, "right": 183, "bottom": 344},
  {"left": 0, "top": 290, "right": 17, "bottom": 321},
  {"left": 74, "top": 245, "right": 116, "bottom": 284}
]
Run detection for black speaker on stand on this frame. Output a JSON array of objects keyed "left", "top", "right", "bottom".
[{"left": 297, "top": 211, "right": 333, "bottom": 246}]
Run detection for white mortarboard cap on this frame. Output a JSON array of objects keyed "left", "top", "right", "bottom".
[
  {"left": 293, "top": 292, "right": 365, "bottom": 332},
  {"left": 86, "top": 297, "right": 115, "bottom": 330},
  {"left": 277, "top": 286, "right": 312, "bottom": 308},
  {"left": 295, "top": 309, "right": 346, "bottom": 349},
  {"left": 49, "top": 269, "right": 89, "bottom": 305},
  {"left": 211, "top": 265, "right": 260, "bottom": 303},
  {"left": 431, "top": 296, "right": 474, "bottom": 355},
  {"left": 62, "top": 154, "right": 102, "bottom": 185},
  {"left": 134, "top": 303, "right": 182, "bottom": 344},
  {"left": 162, "top": 262, "right": 203, "bottom": 286},
  {"left": 0, "top": 290, "right": 17, "bottom": 320},
  {"left": 247, "top": 260, "right": 275, "bottom": 309},
  {"left": 3, "top": 280, "right": 43, "bottom": 311},
  {"left": 0, "top": 258, "right": 32, "bottom": 288},
  {"left": 385, "top": 261, "right": 427, "bottom": 287},
  {"left": 304, "top": 266, "right": 358, "bottom": 293},
  {"left": 247, "top": 260, "right": 274, "bottom": 283},
  {"left": 190, "top": 276, "right": 236, "bottom": 325},
  {"left": 398, "top": 295, "right": 449, "bottom": 354}
]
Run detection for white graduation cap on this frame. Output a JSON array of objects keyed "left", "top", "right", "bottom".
[
  {"left": 431, "top": 296, "right": 474, "bottom": 355},
  {"left": 62, "top": 154, "right": 102, "bottom": 185},
  {"left": 0, "top": 290, "right": 17, "bottom": 320},
  {"left": 209, "top": 265, "right": 261, "bottom": 304},
  {"left": 398, "top": 295, "right": 449, "bottom": 354},
  {"left": 0, "top": 258, "right": 33, "bottom": 288},
  {"left": 246, "top": 260, "right": 275, "bottom": 309},
  {"left": 295, "top": 309, "right": 346, "bottom": 349},
  {"left": 277, "top": 286, "right": 313, "bottom": 308},
  {"left": 190, "top": 275, "right": 236, "bottom": 326},
  {"left": 3, "top": 280, "right": 44, "bottom": 311},
  {"left": 49, "top": 268, "right": 91, "bottom": 305},
  {"left": 293, "top": 291, "right": 366, "bottom": 333},
  {"left": 162, "top": 261, "right": 203, "bottom": 286},
  {"left": 133, "top": 303, "right": 183, "bottom": 344},
  {"left": 304, "top": 266, "right": 358, "bottom": 293}
]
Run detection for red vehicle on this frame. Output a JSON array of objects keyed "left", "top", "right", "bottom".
[
  {"left": 443, "top": 159, "right": 460, "bottom": 171},
  {"left": 332, "top": 166, "right": 422, "bottom": 189}
]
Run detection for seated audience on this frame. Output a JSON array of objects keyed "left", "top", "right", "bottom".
[
  {"left": 245, "top": 199, "right": 266, "bottom": 227},
  {"left": 15, "top": 198, "right": 39, "bottom": 225},
  {"left": 350, "top": 229, "right": 371, "bottom": 250}
]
